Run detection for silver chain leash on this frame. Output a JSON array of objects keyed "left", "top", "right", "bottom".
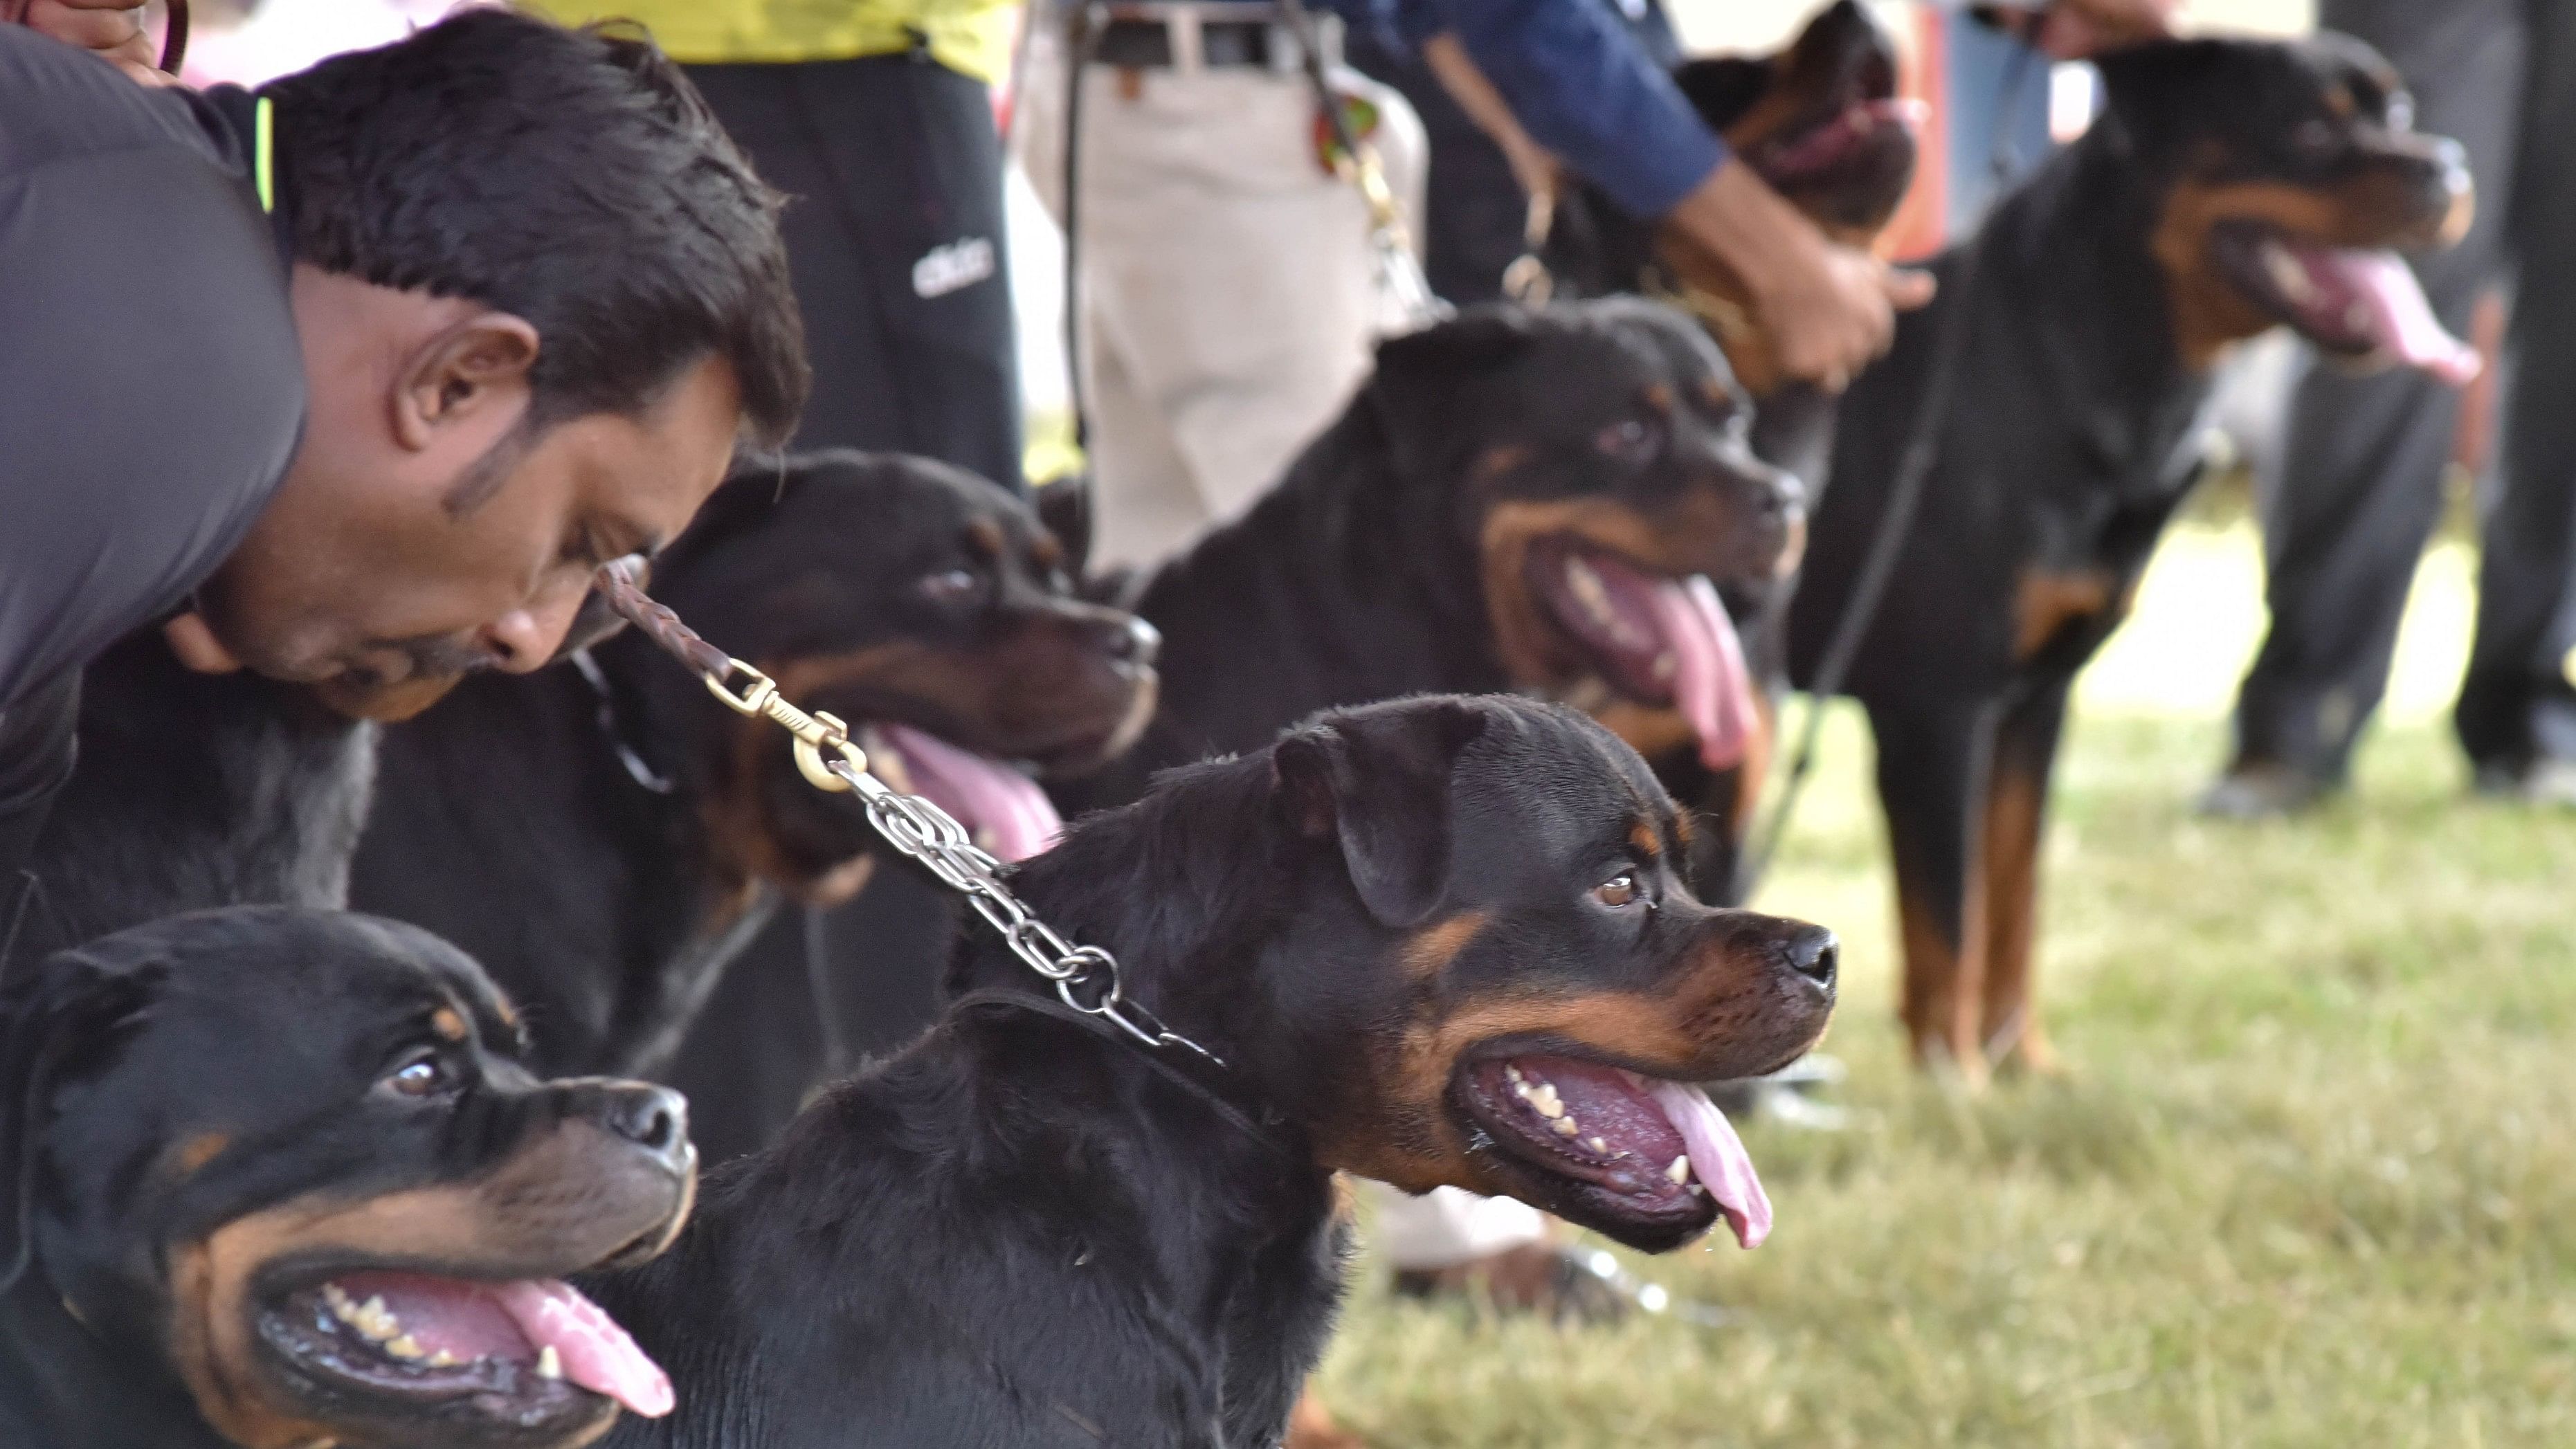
[{"left": 596, "top": 561, "right": 1222, "bottom": 1066}]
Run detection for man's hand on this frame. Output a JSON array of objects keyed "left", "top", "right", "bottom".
[
  {"left": 1667, "top": 156, "right": 1934, "bottom": 392},
  {"left": 10, "top": 0, "right": 174, "bottom": 85}
]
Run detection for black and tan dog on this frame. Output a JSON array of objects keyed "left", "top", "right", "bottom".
[
  {"left": 1, "top": 637, "right": 375, "bottom": 973},
  {"left": 1541, "top": 0, "right": 1921, "bottom": 893},
  {"left": 351, "top": 451, "right": 1157, "bottom": 1083},
  {"left": 1054, "top": 297, "right": 1802, "bottom": 830},
  {"left": 1786, "top": 35, "right": 2474, "bottom": 1079},
  {"left": 0, "top": 906, "right": 695, "bottom": 1449},
  {"left": 583, "top": 693, "right": 1835, "bottom": 1448}
]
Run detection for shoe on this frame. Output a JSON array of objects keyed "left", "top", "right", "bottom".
[
  {"left": 2472, "top": 757, "right": 2576, "bottom": 805},
  {"left": 2197, "top": 760, "right": 2332, "bottom": 819}
]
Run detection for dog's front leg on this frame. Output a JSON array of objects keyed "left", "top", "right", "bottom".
[
  {"left": 1976, "top": 677, "right": 2076, "bottom": 1078},
  {"left": 1866, "top": 693, "right": 2006, "bottom": 1085}
]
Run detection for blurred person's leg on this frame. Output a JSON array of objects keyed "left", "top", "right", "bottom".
[
  {"left": 2209, "top": 0, "right": 2521, "bottom": 813},
  {"left": 1345, "top": 0, "right": 1680, "bottom": 307},
  {"left": 686, "top": 55, "right": 1024, "bottom": 489},
  {"left": 1060, "top": 30, "right": 1425, "bottom": 570},
  {"left": 2458, "top": 0, "right": 2576, "bottom": 792}
]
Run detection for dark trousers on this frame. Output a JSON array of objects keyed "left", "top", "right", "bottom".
[
  {"left": 1345, "top": 1, "right": 1680, "bottom": 307},
  {"left": 686, "top": 53, "right": 1024, "bottom": 489},
  {"left": 2233, "top": 0, "right": 2576, "bottom": 779},
  {"left": 664, "top": 54, "right": 1017, "bottom": 1158}
]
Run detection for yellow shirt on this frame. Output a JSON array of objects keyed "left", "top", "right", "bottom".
[{"left": 529, "top": 1, "right": 1017, "bottom": 83}]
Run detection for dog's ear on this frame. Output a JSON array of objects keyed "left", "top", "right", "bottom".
[
  {"left": 1273, "top": 700, "right": 1490, "bottom": 928},
  {"left": 1367, "top": 308, "right": 1546, "bottom": 479},
  {"left": 0, "top": 954, "right": 163, "bottom": 1292},
  {"left": 1035, "top": 473, "right": 1096, "bottom": 578},
  {"left": 1671, "top": 55, "right": 1772, "bottom": 132},
  {"left": 2092, "top": 39, "right": 2238, "bottom": 158}
]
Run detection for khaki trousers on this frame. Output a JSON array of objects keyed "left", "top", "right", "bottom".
[{"left": 1021, "top": 31, "right": 1428, "bottom": 568}]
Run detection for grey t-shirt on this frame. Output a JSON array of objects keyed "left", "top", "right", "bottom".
[{"left": 0, "top": 29, "right": 305, "bottom": 886}]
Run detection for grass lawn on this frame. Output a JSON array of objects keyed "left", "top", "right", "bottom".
[{"left": 1310, "top": 518, "right": 2576, "bottom": 1446}]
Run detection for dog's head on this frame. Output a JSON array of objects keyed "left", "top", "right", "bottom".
[
  {"left": 1027, "top": 695, "right": 1834, "bottom": 1253},
  {"left": 1364, "top": 300, "right": 1799, "bottom": 796},
  {"left": 652, "top": 452, "right": 1159, "bottom": 900},
  {"left": 0, "top": 907, "right": 693, "bottom": 1449},
  {"left": 1548, "top": 0, "right": 1923, "bottom": 397},
  {"left": 2101, "top": 33, "right": 2477, "bottom": 376}
]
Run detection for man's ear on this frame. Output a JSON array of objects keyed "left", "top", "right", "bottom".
[
  {"left": 1035, "top": 472, "right": 1096, "bottom": 579},
  {"left": 392, "top": 312, "right": 541, "bottom": 452},
  {"left": 0, "top": 954, "right": 163, "bottom": 1293},
  {"left": 1272, "top": 698, "right": 1491, "bottom": 929}
]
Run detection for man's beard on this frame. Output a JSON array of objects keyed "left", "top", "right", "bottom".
[{"left": 311, "top": 635, "right": 500, "bottom": 722}]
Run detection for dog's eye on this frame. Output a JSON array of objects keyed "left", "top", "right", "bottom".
[
  {"left": 1594, "top": 872, "right": 1641, "bottom": 908},
  {"left": 1595, "top": 417, "right": 1661, "bottom": 466},
  {"left": 918, "top": 568, "right": 981, "bottom": 604},
  {"left": 383, "top": 1055, "right": 451, "bottom": 1099}
]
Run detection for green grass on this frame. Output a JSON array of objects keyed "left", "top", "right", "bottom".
[{"left": 1311, "top": 519, "right": 2576, "bottom": 1446}]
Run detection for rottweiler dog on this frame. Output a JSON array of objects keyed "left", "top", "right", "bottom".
[
  {"left": 582, "top": 694, "right": 1836, "bottom": 1448},
  {"left": 0, "top": 906, "right": 694, "bottom": 1449},
  {"left": 1787, "top": 35, "right": 2474, "bottom": 1079},
  {"left": 1541, "top": 0, "right": 1921, "bottom": 894},
  {"left": 1053, "top": 298, "right": 1802, "bottom": 834},
  {"left": 351, "top": 452, "right": 1157, "bottom": 1084},
  {"left": 1, "top": 638, "right": 374, "bottom": 972}
]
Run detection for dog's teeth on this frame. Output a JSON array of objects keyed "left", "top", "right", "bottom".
[
  {"left": 1588, "top": 1136, "right": 1610, "bottom": 1154},
  {"left": 1529, "top": 1084, "right": 1565, "bottom": 1119},
  {"left": 428, "top": 1350, "right": 459, "bottom": 1369},
  {"left": 2263, "top": 241, "right": 2318, "bottom": 305},
  {"left": 1667, "top": 1155, "right": 1691, "bottom": 1185},
  {"left": 1552, "top": 1115, "right": 1581, "bottom": 1138},
  {"left": 1505, "top": 1064, "right": 1525, "bottom": 1085},
  {"left": 386, "top": 1334, "right": 426, "bottom": 1361},
  {"left": 536, "top": 1345, "right": 563, "bottom": 1381},
  {"left": 354, "top": 1297, "right": 399, "bottom": 1341}
]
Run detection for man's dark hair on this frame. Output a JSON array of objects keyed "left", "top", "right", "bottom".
[{"left": 260, "top": 9, "right": 807, "bottom": 457}]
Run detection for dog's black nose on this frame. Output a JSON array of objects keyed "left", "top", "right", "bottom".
[
  {"left": 1780, "top": 927, "right": 1838, "bottom": 991},
  {"left": 603, "top": 1084, "right": 691, "bottom": 1168},
  {"left": 1109, "top": 615, "right": 1162, "bottom": 666}
]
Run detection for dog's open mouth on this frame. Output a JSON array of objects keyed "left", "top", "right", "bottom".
[
  {"left": 2209, "top": 219, "right": 2480, "bottom": 383},
  {"left": 1748, "top": 94, "right": 1925, "bottom": 192},
  {"left": 1455, "top": 1055, "right": 1769, "bottom": 1252},
  {"left": 257, "top": 1268, "right": 671, "bottom": 1428},
  {"left": 1527, "top": 539, "right": 1758, "bottom": 772},
  {"left": 859, "top": 722, "right": 1063, "bottom": 863}
]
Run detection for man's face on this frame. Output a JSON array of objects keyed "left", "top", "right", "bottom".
[{"left": 194, "top": 272, "right": 744, "bottom": 720}]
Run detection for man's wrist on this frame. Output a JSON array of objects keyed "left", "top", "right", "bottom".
[{"left": 1665, "top": 156, "right": 1814, "bottom": 298}]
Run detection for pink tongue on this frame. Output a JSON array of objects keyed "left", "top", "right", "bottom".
[
  {"left": 488, "top": 1279, "right": 673, "bottom": 1419},
  {"left": 1644, "top": 575, "right": 1759, "bottom": 773},
  {"left": 876, "top": 723, "right": 1063, "bottom": 863},
  {"left": 1643, "top": 1079, "right": 1772, "bottom": 1249},
  {"left": 2301, "top": 244, "right": 2481, "bottom": 384}
]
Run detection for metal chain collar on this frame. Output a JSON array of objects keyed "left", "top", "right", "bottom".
[{"left": 592, "top": 559, "right": 1222, "bottom": 1067}]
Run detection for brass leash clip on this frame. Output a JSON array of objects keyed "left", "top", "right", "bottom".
[{"left": 700, "top": 657, "right": 866, "bottom": 793}]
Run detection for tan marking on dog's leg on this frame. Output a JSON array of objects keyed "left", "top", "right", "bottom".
[{"left": 1976, "top": 755, "right": 2057, "bottom": 1076}]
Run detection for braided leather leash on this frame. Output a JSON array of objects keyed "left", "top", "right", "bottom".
[{"left": 590, "top": 559, "right": 1222, "bottom": 1065}]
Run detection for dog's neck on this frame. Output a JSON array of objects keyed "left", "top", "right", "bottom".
[
  {"left": 0, "top": 1269, "right": 224, "bottom": 1448},
  {"left": 1113, "top": 405, "right": 1505, "bottom": 776},
  {"left": 1979, "top": 117, "right": 2211, "bottom": 461}
]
